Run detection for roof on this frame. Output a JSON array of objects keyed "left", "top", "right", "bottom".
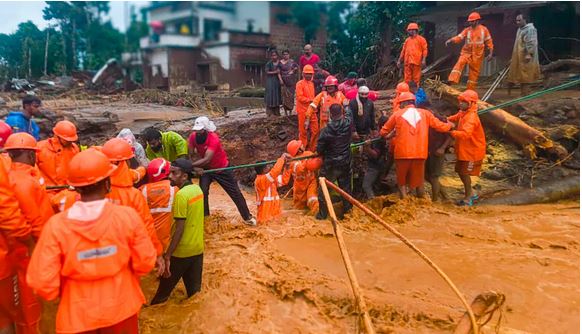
[{"left": 413, "top": 1, "right": 548, "bottom": 19}]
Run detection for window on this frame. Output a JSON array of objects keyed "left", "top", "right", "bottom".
[
  {"left": 203, "top": 19, "right": 222, "bottom": 41},
  {"left": 243, "top": 64, "right": 263, "bottom": 75}
]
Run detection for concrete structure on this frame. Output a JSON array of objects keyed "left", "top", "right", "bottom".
[
  {"left": 414, "top": 1, "right": 579, "bottom": 78},
  {"left": 140, "top": 1, "right": 327, "bottom": 90}
]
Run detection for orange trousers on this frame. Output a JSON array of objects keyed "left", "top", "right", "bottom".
[
  {"left": 11, "top": 245, "right": 41, "bottom": 334},
  {"left": 297, "top": 111, "right": 319, "bottom": 152},
  {"left": 404, "top": 64, "right": 421, "bottom": 86},
  {"left": 293, "top": 179, "right": 319, "bottom": 214},
  {"left": 448, "top": 53, "right": 483, "bottom": 90}
]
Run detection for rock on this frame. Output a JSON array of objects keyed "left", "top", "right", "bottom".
[{"left": 482, "top": 169, "right": 506, "bottom": 180}]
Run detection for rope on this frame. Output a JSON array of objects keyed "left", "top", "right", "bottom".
[{"left": 477, "top": 78, "right": 580, "bottom": 115}]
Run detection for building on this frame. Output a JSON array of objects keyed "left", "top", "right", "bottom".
[
  {"left": 414, "top": 1, "right": 580, "bottom": 78},
  {"left": 139, "top": 1, "right": 327, "bottom": 91}
]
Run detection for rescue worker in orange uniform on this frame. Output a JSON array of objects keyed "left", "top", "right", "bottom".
[
  {"left": 281, "top": 140, "right": 319, "bottom": 214},
  {"left": 254, "top": 153, "right": 290, "bottom": 223},
  {"left": 295, "top": 65, "right": 317, "bottom": 151},
  {"left": 447, "top": 89, "right": 486, "bottom": 206},
  {"left": 0, "top": 122, "right": 33, "bottom": 334},
  {"left": 0, "top": 121, "right": 13, "bottom": 170},
  {"left": 305, "top": 76, "right": 348, "bottom": 142},
  {"left": 26, "top": 149, "right": 157, "bottom": 334},
  {"left": 37, "top": 120, "right": 80, "bottom": 192},
  {"left": 446, "top": 12, "right": 494, "bottom": 90},
  {"left": 139, "top": 158, "right": 178, "bottom": 250},
  {"left": 102, "top": 138, "right": 165, "bottom": 271},
  {"left": 392, "top": 82, "right": 410, "bottom": 113},
  {"left": 380, "top": 93, "right": 453, "bottom": 199},
  {"left": 397, "top": 23, "right": 428, "bottom": 86},
  {"left": 4, "top": 133, "right": 54, "bottom": 334}
]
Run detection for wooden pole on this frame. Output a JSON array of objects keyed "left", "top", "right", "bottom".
[
  {"left": 324, "top": 179, "right": 479, "bottom": 334},
  {"left": 318, "top": 177, "right": 376, "bottom": 334}
]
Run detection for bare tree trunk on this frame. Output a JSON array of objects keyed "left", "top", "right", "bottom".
[
  {"left": 379, "top": 21, "right": 393, "bottom": 67},
  {"left": 44, "top": 29, "right": 50, "bottom": 76},
  {"left": 72, "top": 20, "right": 77, "bottom": 70},
  {"left": 28, "top": 47, "right": 31, "bottom": 79}
]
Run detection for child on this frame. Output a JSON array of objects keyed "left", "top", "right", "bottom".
[
  {"left": 425, "top": 102, "right": 453, "bottom": 202},
  {"left": 254, "top": 153, "right": 290, "bottom": 223},
  {"left": 447, "top": 89, "right": 486, "bottom": 206}
]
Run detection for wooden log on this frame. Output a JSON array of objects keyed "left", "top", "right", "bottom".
[
  {"left": 426, "top": 79, "right": 568, "bottom": 159},
  {"left": 480, "top": 176, "right": 579, "bottom": 205},
  {"left": 318, "top": 177, "right": 376, "bottom": 334},
  {"left": 541, "top": 59, "right": 580, "bottom": 73}
]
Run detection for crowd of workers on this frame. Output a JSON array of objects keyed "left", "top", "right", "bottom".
[{"left": 0, "top": 10, "right": 541, "bottom": 334}]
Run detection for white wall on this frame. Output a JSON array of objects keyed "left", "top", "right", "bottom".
[
  {"left": 205, "top": 45, "right": 230, "bottom": 69},
  {"left": 150, "top": 49, "right": 169, "bottom": 77}
]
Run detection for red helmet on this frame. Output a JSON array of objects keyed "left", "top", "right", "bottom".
[
  {"left": 0, "top": 121, "right": 12, "bottom": 148},
  {"left": 305, "top": 157, "right": 323, "bottom": 171},
  {"left": 407, "top": 23, "right": 419, "bottom": 31},
  {"left": 396, "top": 82, "right": 410, "bottom": 94},
  {"left": 324, "top": 76, "right": 339, "bottom": 87},
  {"left": 396, "top": 92, "right": 416, "bottom": 103},
  {"left": 147, "top": 158, "right": 171, "bottom": 182},
  {"left": 286, "top": 140, "right": 303, "bottom": 157},
  {"left": 458, "top": 89, "right": 479, "bottom": 103},
  {"left": 467, "top": 12, "right": 481, "bottom": 22}
]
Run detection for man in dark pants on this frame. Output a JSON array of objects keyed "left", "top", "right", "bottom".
[
  {"left": 188, "top": 117, "right": 256, "bottom": 226},
  {"left": 316, "top": 104, "right": 354, "bottom": 220},
  {"left": 151, "top": 158, "right": 204, "bottom": 304},
  {"left": 362, "top": 116, "right": 389, "bottom": 200}
]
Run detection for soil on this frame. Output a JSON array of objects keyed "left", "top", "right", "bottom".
[{"left": 14, "top": 81, "right": 579, "bottom": 333}]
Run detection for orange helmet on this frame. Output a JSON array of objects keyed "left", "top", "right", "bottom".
[
  {"left": 0, "top": 121, "right": 12, "bottom": 148},
  {"left": 67, "top": 149, "right": 117, "bottom": 187},
  {"left": 4, "top": 133, "right": 39, "bottom": 151},
  {"left": 407, "top": 23, "right": 419, "bottom": 31},
  {"left": 286, "top": 140, "right": 303, "bottom": 157},
  {"left": 305, "top": 157, "right": 323, "bottom": 171},
  {"left": 458, "top": 89, "right": 479, "bottom": 103},
  {"left": 324, "top": 75, "right": 339, "bottom": 86},
  {"left": 396, "top": 92, "right": 416, "bottom": 103},
  {"left": 147, "top": 158, "right": 171, "bottom": 182},
  {"left": 102, "top": 137, "right": 134, "bottom": 162},
  {"left": 467, "top": 12, "right": 481, "bottom": 22},
  {"left": 53, "top": 120, "right": 78, "bottom": 142},
  {"left": 396, "top": 82, "right": 410, "bottom": 93},
  {"left": 302, "top": 65, "right": 315, "bottom": 74}
]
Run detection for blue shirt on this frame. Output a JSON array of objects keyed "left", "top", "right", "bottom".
[
  {"left": 415, "top": 88, "right": 428, "bottom": 108},
  {"left": 5, "top": 111, "right": 40, "bottom": 140}
]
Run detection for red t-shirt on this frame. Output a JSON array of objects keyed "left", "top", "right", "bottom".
[
  {"left": 188, "top": 132, "right": 229, "bottom": 169},
  {"left": 345, "top": 88, "right": 379, "bottom": 101},
  {"left": 299, "top": 54, "right": 320, "bottom": 68}
]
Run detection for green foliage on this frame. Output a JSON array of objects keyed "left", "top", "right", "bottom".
[
  {"left": 0, "top": 1, "right": 149, "bottom": 79},
  {"left": 323, "top": 2, "right": 424, "bottom": 77},
  {"left": 288, "top": 2, "right": 326, "bottom": 43}
]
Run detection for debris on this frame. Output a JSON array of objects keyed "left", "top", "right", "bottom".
[
  {"left": 480, "top": 176, "right": 579, "bottom": 205},
  {"left": 367, "top": 64, "right": 399, "bottom": 90}
]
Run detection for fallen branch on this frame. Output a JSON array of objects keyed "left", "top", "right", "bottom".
[
  {"left": 541, "top": 59, "right": 579, "bottom": 73},
  {"left": 454, "top": 291, "right": 506, "bottom": 334}
]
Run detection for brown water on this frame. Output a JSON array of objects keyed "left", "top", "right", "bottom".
[{"left": 41, "top": 184, "right": 579, "bottom": 333}]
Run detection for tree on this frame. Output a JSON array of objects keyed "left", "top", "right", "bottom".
[
  {"left": 125, "top": 5, "right": 148, "bottom": 53},
  {"left": 288, "top": 2, "right": 326, "bottom": 43}
]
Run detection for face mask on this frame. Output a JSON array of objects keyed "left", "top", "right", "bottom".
[{"left": 196, "top": 131, "right": 208, "bottom": 144}]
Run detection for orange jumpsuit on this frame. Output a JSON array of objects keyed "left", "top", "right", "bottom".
[
  {"left": 448, "top": 24, "right": 494, "bottom": 90},
  {"left": 26, "top": 201, "right": 156, "bottom": 333},
  {"left": 139, "top": 179, "right": 178, "bottom": 251},
  {"left": 447, "top": 104, "right": 486, "bottom": 162},
  {"left": 255, "top": 158, "right": 285, "bottom": 223},
  {"left": 108, "top": 162, "right": 164, "bottom": 256},
  {"left": 7, "top": 162, "right": 54, "bottom": 334},
  {"left": 399, "top": 35, "right": 428, "bottom": 85},
  {"left": 50, "top": 188, "right": 79, "bottom": 213},
  {"left": 281, "top": 151, "right": 319, "bottom": 214},
  {"left": 305, "top": 91, "right": 348, "bottom": 141},
  {"left": 295, "top": 79, "right": 317, "bottom": 151},
  {"left": 36, "top": 137, "right": 80, "bottom": 191},
  {"left": 0, "top": 155, "right": 30, "bottom": 331}
]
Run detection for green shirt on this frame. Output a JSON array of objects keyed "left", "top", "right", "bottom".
[
  {"left": 145, "top": 131, "right": 188, "bottom": 162},
  {"left": 172, "top": 183, "right": 205, "bottom": 258}
]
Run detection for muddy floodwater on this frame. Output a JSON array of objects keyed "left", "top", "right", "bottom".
[{"left": 40, "top": 184, "right": 579, "bottom": 333}]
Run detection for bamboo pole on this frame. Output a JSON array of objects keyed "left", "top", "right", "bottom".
[
  {"left": 318, "top": 177, "right": 376, "bottom": 334},
  {"left": 324, "top": 180, "right": 479, "bottom": 334}
]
